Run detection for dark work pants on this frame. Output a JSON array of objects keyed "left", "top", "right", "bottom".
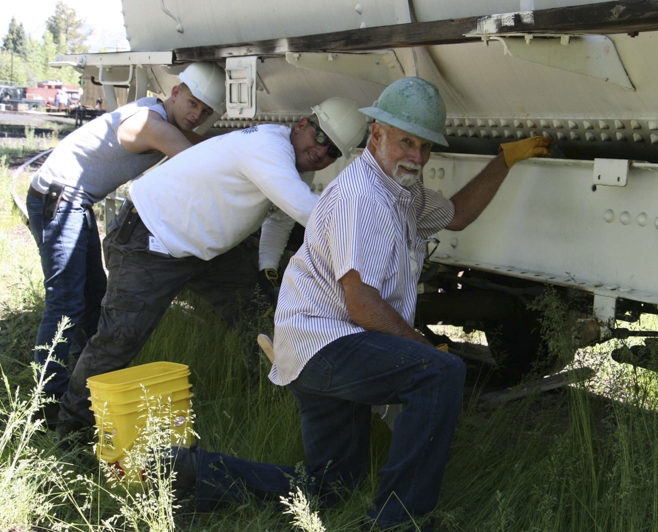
[
  {"left": 195, "top": 331, "right": 466, "bottom": 531},
  {"left": 58, "top": 201, "right": 259, "bottom": 427}
]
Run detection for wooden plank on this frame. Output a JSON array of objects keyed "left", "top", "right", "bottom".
[
  {"left": 478, "top": 367, "right": 596, "bottom": 408},
  {"left": 174, "top": 1, "right": 658, "bottom": 62}
]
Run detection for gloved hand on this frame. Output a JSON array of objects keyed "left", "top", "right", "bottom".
[
  {"left": 258, "top": 269, "right": 280, "bottom": 307},
  {"left": 499, "top": 136, "right": 554, "bottom": 169}
]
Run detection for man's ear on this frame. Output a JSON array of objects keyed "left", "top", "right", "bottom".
[
  {"left": 370, "top": 123, "right": 383, "bottom": 148},
  {"left": 170, "top": 84, "right": 182, "bottom": 101}
]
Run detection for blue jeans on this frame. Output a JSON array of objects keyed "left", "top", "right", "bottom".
[
  {"left": 196, "top": 331, "right": 466, "bottom": 531},
  {"left": 26, "top": 193, "right": 107, "bottom": 399}
]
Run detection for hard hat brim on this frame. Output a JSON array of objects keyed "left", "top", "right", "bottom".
[{"left": 359, "top": 106, "right": 449, "bottom": 147}]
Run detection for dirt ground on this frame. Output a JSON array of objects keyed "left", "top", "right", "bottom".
[{"left": 0, "top": 110, "right": 77, "bottom": 138}]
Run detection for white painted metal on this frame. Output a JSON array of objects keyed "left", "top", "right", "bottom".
[
  {"left": 225, "top": 56, "right": 258, "bottom": 118},
  {"left": 593, "top": 158, "right": 629, "bottom": 187},
  {"left": 285, "top": 51, "right": 405, "bottom": 86},
  {"left": 416, "top": 154, "right": 658, "bottom": 304},
  {"left": 496, "top": 36, "right": 634, "bottom": 91},
  {"left": 121, "top": 0, "right": 410, "bottom": 52}
]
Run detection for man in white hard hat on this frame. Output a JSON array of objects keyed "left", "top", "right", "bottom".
[
  {"left": 27, "top": 62, "right": 225, "bottom": 428},
  {"left": 161, "top": 78, "right": 553, "bottom": 531},
  {"left": 57, "top": 97, "right": 368, "bottom": 437}
]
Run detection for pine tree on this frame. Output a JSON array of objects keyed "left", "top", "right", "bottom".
[
  {"left": 2, "top": 17, "right": 28, "bottom": 58},
  {"left": 45, "top": 1, "right": 91, "bottom": 54}
]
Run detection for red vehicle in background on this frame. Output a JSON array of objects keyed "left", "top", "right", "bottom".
[{"left": 25, "top": 81, "right": 82, "bottom": 111}]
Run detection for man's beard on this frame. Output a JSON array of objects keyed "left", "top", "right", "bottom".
[{"left": 379, "top": 133, "right": 422, "bottom": 188}]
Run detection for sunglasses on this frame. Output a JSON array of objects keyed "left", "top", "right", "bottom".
[{"left": 309, "top": 121, "right": 342, "bottom": 159}]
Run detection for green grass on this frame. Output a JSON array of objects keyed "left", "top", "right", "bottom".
[{"left": 1, "top": 139, "right": 658, "bottom": 531}]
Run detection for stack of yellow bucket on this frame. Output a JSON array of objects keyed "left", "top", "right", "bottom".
[{"left": 87, "top": 362, "right": 194, "bottom": 476}]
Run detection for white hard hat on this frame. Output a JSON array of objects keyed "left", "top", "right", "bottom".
[
  {"left": 311, "top": 97, "right": 368, "bottom": 158},
  {"left": 178, "top": 62, "right": 226, "bottom": 112}
]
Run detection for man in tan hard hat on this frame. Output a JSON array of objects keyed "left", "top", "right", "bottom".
[
  {"left": 27, "top": 62, "right": 225, "bottom": 429},
  {"left": 56, "top": 98, "right": 368, "bottom": 438},
  {"left": 159, "top": 78, "right": 552, "bottom": 531}
]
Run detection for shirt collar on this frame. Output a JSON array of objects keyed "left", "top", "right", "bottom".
[{"left": 361, "top": 147, "right": 422, "bottom": 201}]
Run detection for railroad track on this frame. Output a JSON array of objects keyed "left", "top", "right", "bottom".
[{"left": 10, "top": 149, "right": 53, "bottom": 222}]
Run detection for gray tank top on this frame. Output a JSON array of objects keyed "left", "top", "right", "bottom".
[{"left": 32, "top": 97, "right": 169, "bottom": 206}]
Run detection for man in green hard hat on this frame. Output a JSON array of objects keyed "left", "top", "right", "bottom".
[{"left": 162, "top": 77, "right": 552, "bottom": 532}]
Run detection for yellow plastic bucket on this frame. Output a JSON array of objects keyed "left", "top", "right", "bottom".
[{"left": 86, "top": 362, "right": 194, "bottom": 473}]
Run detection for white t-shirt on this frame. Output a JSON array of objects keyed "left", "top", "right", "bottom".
[{"left": 130, "top": 124, "right": 318, "bottom": 261}]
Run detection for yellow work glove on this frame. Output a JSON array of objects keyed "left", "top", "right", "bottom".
[{"left": 499, "top": 136, "right": 554, "bottom": 169}]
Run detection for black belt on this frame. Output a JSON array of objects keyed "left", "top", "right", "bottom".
[{"left": 28, "top": 185, "right": 45, "bottom": 200}]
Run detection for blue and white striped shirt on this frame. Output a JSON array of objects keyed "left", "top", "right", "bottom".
[{"left": 270, "top": 148, "right": 455, "bottom": 386}]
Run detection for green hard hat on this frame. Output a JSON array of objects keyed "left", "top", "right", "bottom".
[{"left": 359, "top": 77, "right": 448, "bottom": 147}]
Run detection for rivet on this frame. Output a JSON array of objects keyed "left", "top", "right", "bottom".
[
  {"left": 477, "top": 119, "right": 486, "bottom": 127},
  {"left": 492, "top": 130, "right": 501, "bottom": 138},
  {"left": 480, "top": 130, "right": 490, "bottom": 138},
  {"left": 655, "top": 217, "right": 658, "bottom": 229},
  {"left": 527, "top": 120, "right": 537, "bottom": 128},
  {"left": 504, "top": 130, "right": 514, "bottom": 139},
  {"left": 514, "top": 120, "right": 523, "bottom": 128},
  {"left": 570, "top": 132, "right": 580, "bottom": 140},
  {"left": 355, "top": 3, "right": 363, "bottom": 14},
  {"left": 585, "top": 132, "right": 595, "bottom": 141},
  {"left": 599, "top": 120, "right": 609, "bottom": 130},
  {"left": 445, "top": 128, "right": 455, "bottom": 136},
  {"left": 620, "top": 211, "right": 631, "bottom": 225},
  {"left": 614, "top": 120, "right": 625, "bottom": 129},
  {"left": 426, "top": 168, "right": 436, "bottom": 179},
  {"left": 465, "top": 119, "right": 474, "bottom": 127},
  {"left": 517, "top": 131, "right": 527, "bottom": 139},
  {"left": 584, "top": 121, "right": 594, "bottom": 130},
  {"left": 468, "top": 129, "right": 477, "bottom": 137},
  {"left": 601, "top": 132, "right": 612, "bottom": 141},
  {"left": 360, "top": 22, "right": 367, "bottom": 28},
  {"left": 605, "top": 285, "right": 618, "bottom": 291},
  {"left": 557, "top": 132, "right": 566, "bottom": 140},
  {"left": 631, "top": 120, "right": 641, "bottom": 130},
  {"left": 445, "top": 120, "right": 452, "bottom": 127},
  {"left": 619, "top": 287, "right": 632, "bottom": 293},
  {"left": 530, "top": 131, "right": 539, "bottom": 137},
  {"left": 651, "top": 134, "right": 658, "bottom": 145},
  {"left": 604, "top": 209, "right": 614, "bottom": 223},
  {"left": 488, "top": 119, "right": 498, "bottom": 127},
  {"left": 540, "top": 119, "right": 550, "bottom": 128},
  {"left": 616, "top": 132, "right": 626, "bottom": 141},
  {"left": 633, "top": 133, "right": 644, "bottom": 142},
  {"left": 543, "top": 131, "right": 552, "bottom": 138},
  {"left": 638, "top": 213, "right": 648, "bottom": 226},
  {"left": 568, "top": 120, "right": 579, "bottom": 129},
  {"left": 649, "top": 121, "right": 658, "bottom": 130},
  {"left": 450, "top": 238, "right": 458, "bottom": 248},
  {"left": 501, "top": 119, "right": 510, "bottom": 127},
  {"left": 553, "top": 120, "right": 563, "bottom": 129},
  {"left": 437, "top": 168, "right": 445, "bottom": 179},
  {"left": 454, "top": 119, "right": 463, "bottom": 127},
  {"left": 457, "top": 129, "right": 466, "bottom": 137}
]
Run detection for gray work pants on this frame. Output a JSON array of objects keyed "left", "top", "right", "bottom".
[{"left": 58, "top": 201, "right": 259, "bottom": 427}]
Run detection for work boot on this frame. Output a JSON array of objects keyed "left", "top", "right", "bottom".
[
  {"left": 33, "top": 401, "right": 61, "bottom": 431},
  {"left": 155, "top": 445, "right": 198, "bottom": 502},
  {"left": 56, "top": 407, "right": 94, "bottom": 452}
]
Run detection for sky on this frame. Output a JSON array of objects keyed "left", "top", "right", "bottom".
[{"left": 1, "top": 0, "right": 129, "bottom": 53}]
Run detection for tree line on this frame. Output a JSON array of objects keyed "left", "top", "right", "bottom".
[{"left": 1, "top": 1, "right": 92, "bottom": 87}]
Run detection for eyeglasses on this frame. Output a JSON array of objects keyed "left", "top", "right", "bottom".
[{"left": 309, "top": 121, "right": 342, "bottom": 159}]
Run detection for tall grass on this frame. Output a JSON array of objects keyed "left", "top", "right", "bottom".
[{"left": 1, "top": 138, "right": 658, "bottom": 530}]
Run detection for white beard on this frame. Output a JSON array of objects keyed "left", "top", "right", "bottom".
[{"left": 379, "top": 133, "right": 422, "bottom": 188}]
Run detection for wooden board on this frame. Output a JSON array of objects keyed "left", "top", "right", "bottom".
[{"left": 174, "top": 1, "right": 658, "bottom": 62}]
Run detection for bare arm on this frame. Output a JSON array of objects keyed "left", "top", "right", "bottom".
[
  {"left": 181, "top": 129, "right": 208, "bottom": 145},
  {"left": 340, "top": 269, "right": 435, "bottom": 348},
  {"left": 117, "top": 110, "right": 194, "bottom": 158},
  {"left": 445, "top": 153, "right": 509, "bottom": 231},
  {"left": 446, "top": 137, "right": 553, "bottom": 231}
]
